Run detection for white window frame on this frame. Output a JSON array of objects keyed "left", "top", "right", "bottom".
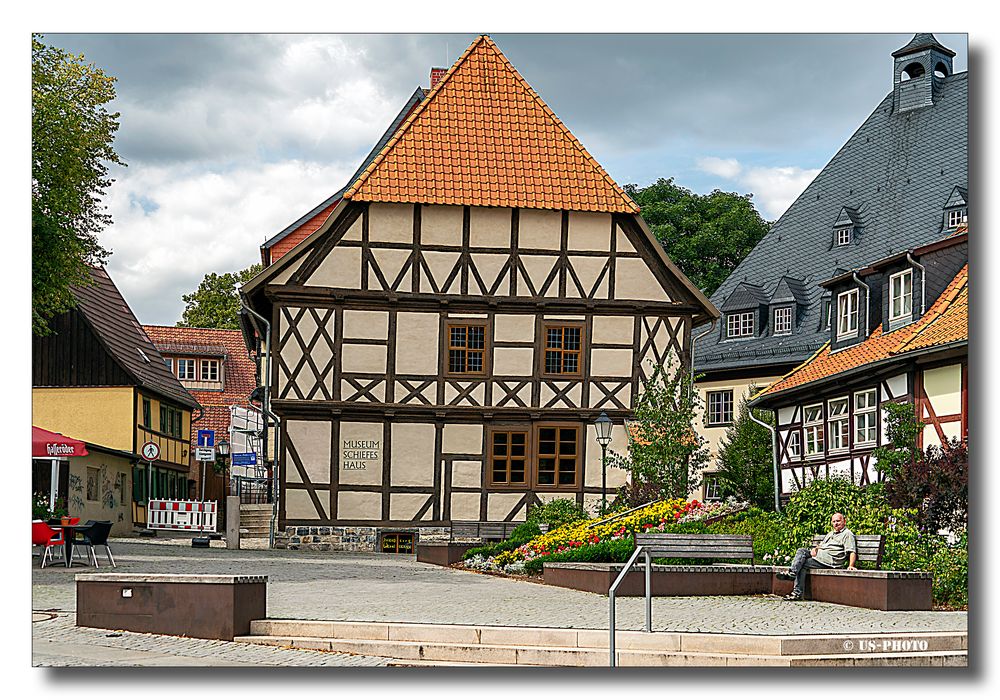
[
  {"left": 823, "top": 299, "right": 831, "bottom": 330},
  {"left": 164, "top": 357, "right": 173, "bottom": 372},
  {"left": 889, "top": 270, "right": 913, "bottom": 324},
  {"left": 804, "top": 404, "right": 824, "bottom": 458},
  {"left": 837, "top": 289, "right": 859, "bottom": 340},
  {"left": 201, "top": 359, "right": 220, "bottom": 382},
  {"left": 704, "top": 474, "right": 721, "bottom": 502},
  {"left": 706, "top": 390, "right": 735, "bottom": 427},
  {"left": 176, "top": 358, "right": 196, "bottom": 381},
  {"left": 854, "top": 389, "right": 878, "bottom": 446},
  {"left": 947, "top": 208, "right": 967, "bottom": 229},
  {"left": 773, "top": 306, "right": 793, "bottom": 335},
  {"left": 727, "top": 311, "right": 755, "bottom": 339},
  {"left": 836, "top": 227, "right": 852, "bottom": 247},
  {"left": 827, "top": 397, "right": 850, "bottom": 452},
  {"left": 786, "top": 430, "right": 802, "bottom": 460}
]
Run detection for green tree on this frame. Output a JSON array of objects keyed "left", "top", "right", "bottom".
[
  {"left": 609, "top": 358, "right": 709, "bottom": 502},
  {"left": 714, "top": 389, "right": 776, "bottom": 510},
  {"left": 178, "top": 264, "right": 263, "bottom": 329},
  {"left": 32, "top": 35, "right": 124, "bottom": 335},
  {"left": 871, "top": 402, "right": 923, "bottom": 480},
  {"left": 624, "top": 178, "right": 770, "bottom": 296}
]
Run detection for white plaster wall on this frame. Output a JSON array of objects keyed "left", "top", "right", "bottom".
[
  {"left": 493, "top": 347, "right": 533, "bottom": 376},
  {"left": 584, "top": 423, "right": 629, "bottom": 488},
  {"left": 421, "top": 204, "right": 463, "bottom": 247},
  {"left": 494, "top": 314, "right": 534, "bottom": 342},
  {"left": 592, "top": 316, "right": 634, "bottom": 344},
  {"left": 341, "top": 344, "right": 387, "bottom": 374},
  {"left": 488, "top": 493, "right": 524, "bottom": 521},
  {"left": 285, "top": 420, "right": 331, "bottom": 484},
  {"left": 339, "top": 422, "right": 384, "bottom": 486},
  {"left": 390, "top": 493, "right": 432, "bottom": 521},
  {"left": 343, "top": 310, "right": 389, "bottom": 339},
  {"left": 451, "top": 460, "right": 482, "bottom": 488},
  {"left": 338, "top": 491, "right": 382, "bottom": 520},
  {"left": 443, "top": 424, "right": 483, "bottom": 454},
  {"left": 306, "top": 247, "right": 361, "bottom": 288},
  {"left": 369, "top": 203, "right": 413, "bottom": 244},
  {"left": 285, "top": 489, "right": 322, "bottom": 521},
  {"left": 590, "top": 349, "right": 633, "bottom": 377},
  {"left": 519, "top": 209, "right": 561, "bottom": 250},
  {"left": 390, "top": 423, "right": 436, "bottom": 486},
  {"left": 923, "top": 364, "right": 962, "bottom": 416},
  {"left": 470, "top": 207, "right": 512, "bottom": 248},
  {"left": 395, "top": 312, "right": 439, "bottom": 374},
  {"left": 450, "top": 492, "right": 480, "bottom": 520},
  {"left": 615, "top": 258, "right": 669, "bottom": 301},
  {"left": 568, "top": 211, "right": 611, "bottom": 252}
]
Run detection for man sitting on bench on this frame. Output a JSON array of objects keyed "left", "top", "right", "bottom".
[{"left": 778, "top": 512, "right": 857, "bottom": 601}]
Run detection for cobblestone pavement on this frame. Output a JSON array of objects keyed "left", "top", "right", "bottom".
[
  {"left": 32, "top": 538, "right": 967, "bottom": 639},
  {"left": 32, "top": 612, "right": 389, "bottom": 667}
]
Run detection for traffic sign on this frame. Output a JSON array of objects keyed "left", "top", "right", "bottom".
[
  {"left": 197, "top": 429, "right": 215, "bottom": 448},
  {"left": 195, "top": 447, "right": 216, "bottom": 462},
  {"left": 141, "top": 441, "right": 160, "bottom": 462},
  {"left": 232, "top": 452, "right": 257, "bottom": 466}
]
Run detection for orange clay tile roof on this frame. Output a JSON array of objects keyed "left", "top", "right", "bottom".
[
  {"left": 142, "top": 326, "right": 260, "bottom": 447},
  {"left": 756, "top": 264, "right": 968, "bottom": 400},
  {"left": 343, "top": 35, "right": 639, "bottom": 214}
]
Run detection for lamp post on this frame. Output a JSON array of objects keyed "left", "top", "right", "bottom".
[
  {"left": 594, "top": 412, "right": 613, "bottom": 515},
  {"left": 217, "top": 438, "right": 231, "bottom": 493}
]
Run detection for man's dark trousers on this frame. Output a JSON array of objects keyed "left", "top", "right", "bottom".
[{"left": 789, "top": 547, "right": 833, "bottom": 596}]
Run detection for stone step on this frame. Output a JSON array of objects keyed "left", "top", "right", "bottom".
[
  {"left": 235, "top": 634, "right": 965, "bottom": 667},
  {"left": 248, "top": 620, "right": 966, "bottom": 657}
]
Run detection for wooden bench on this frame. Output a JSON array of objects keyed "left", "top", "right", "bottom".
[
  {"left": 450, "top": 521, "right": 519, "bottom": 542},
  {"left": 771, "top": 534, "right": 930, "bottom": 610}
]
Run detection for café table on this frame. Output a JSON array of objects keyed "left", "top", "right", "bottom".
[{"left": 47, "top": 520, "right": 82, "bottom": 568}]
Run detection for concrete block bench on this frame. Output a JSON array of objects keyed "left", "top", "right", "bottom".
[
  {"left": 76, "top": 573, "right": 267, "bottom": 640},
  {"left": 771, "top": 568, "right": 933, "bottom": 611},
  {"left": 416, "top": 542, "right": 478, "bottom": 566}
]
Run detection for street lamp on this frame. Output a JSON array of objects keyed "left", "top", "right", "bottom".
[
  {"left": 217, "top": 438, "right": 231, "bottom": 458},
  {"left": 594, "top": 412, "right": 613, "bottom": 515}
]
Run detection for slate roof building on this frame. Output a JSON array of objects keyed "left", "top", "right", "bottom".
[
  {"left": 33, "top": 267, "right": 200, "bottom": 529},
  {"left": 241, "top": 35, "right": 716, "bottom": 551},
  {"left": 692, "top": 34, "right": 967, "bottom": 498}
]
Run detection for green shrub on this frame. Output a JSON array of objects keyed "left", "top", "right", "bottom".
[
  {"left": 461, "top": 538, "right": 528, "bottom": 560},
  {"left": 509, "top": 521, "right": 542, "bottom": 542},
  {"left": 526, "top": 498, "right": 589, "bottom": 529},
  {"left": 930, "top": 533, "right": 968, "bottom": 608}
]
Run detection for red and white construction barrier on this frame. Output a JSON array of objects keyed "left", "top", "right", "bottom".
[{"left": 148, "top": 499, "right": 218, "bottom": 533}]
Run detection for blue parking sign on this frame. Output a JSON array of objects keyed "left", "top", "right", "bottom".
[{"left": 197, "top": 429, "right": 215, "bottom": 447}]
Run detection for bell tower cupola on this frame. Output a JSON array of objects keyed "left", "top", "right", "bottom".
[{"left": 892, "top": 33, "right": 955, "bottom": 114}]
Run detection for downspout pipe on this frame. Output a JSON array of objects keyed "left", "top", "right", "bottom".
[
  {"left": 906, "top": 252, "right": 926, "bottom": 315},
  {"left": 851, "top": 272, "right": 871, "bottom": 338},
  {"left": 239, "top": 294, "right": 281, "bottom": 549},
  {"left": 749, "top": 410, "right": 781, "bottom": 513}
]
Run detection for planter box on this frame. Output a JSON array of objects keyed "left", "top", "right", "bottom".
[
  {"left": 544, "top": 563, "right": 774, "bottom": 596},
  {"left": 416, "top": 542, "right": 477, "bottom": 566},
  {"left": 76, "top": 573, "right": 267, "bottom": 641}
]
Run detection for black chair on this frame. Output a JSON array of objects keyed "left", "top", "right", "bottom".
[
  {"left": 71, "top": 521, "right": 97, "bottom": 563},
  {"left": 74, "top": 521, "right": 115, "bottom": 568}
]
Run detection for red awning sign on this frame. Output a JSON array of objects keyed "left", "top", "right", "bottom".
[{"left": 32, "top": 426, "right": 89, "bottom": 458}]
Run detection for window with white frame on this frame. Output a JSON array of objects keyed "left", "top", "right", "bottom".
[
  {"left": 837, "top": 289, "right": 859, "bottom": 339},
  {"left": 889, "top": 270, "right": 913, "bottom": 324},
  {"left": 822, "top": 299, "right": 831, "bottom": 330},
  {"left": 787, "top": 430, "right": 802, "bottom": 460},
  {"left": 827, "top": 397, "right": 849, "bottom": 452},
  {"left": 176, "top": 358, "right": 196, "bottom": 380},
  {"left": 804, "top": 404, "right": 824, "bottom": 457},
  {"left": 704, "top": 474, "right": 721, "bottom": 502},
  {"left": 773, "top": 306, "right": 793, "bottom": 335},
  {"left": 201, "top": 359, "right": 220, "bottom": 382},
  {"left": 836, "top": 227, "right": 852, "bottom": 247},
  {"left": 727, "top": 312, "right": 754, "bottom": 339},
  {"left": 706, "top": 390, "right": 735, "bottom": 426},
  {"left": 164, "top": 357, "right": 173, "bottom": 372},
  {"left": 947, "top": 208, "right": 967, "bottom": 229},
  {"left": 854, "top": 389, "right": 878, "bottom": 445}
]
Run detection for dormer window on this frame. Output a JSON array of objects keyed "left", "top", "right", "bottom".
[
  {"left": 836, "top": 289, "right": 859, "bottom": 340},
  {"left": 176, "top": 358, "right": 196, "bottom": 380},
  {"left": 773, "top": 306, "right": 793, "bottom": 335},
  {"left": 835, "top": 227, "right": 852, "bottom": 247},
  {"left": 947, "top": 208, "right": 967, "bottom": 229},
  {"left": 822, "top": 299, "right": 832, "bottom": 330},
  {"left": 889, "top": 269, "right": 913, "bottom": 326},
  {"left": 726, "top": 312, "right": 755, "bottom": 339}
]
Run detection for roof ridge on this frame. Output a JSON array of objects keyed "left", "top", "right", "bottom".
[
  {"left": 343, "top": 35, "right": 638, "bottom": 213},
  {"left": 343, "top": 37, "right": 485, "bottom": 201}
]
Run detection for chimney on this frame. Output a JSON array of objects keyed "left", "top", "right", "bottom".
[{"left": 430, "top": 67, "right": 447, "bottom": 90}]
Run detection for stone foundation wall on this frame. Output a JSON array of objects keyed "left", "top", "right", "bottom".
[{"left": 274, "top": 525, "right": 451, "bottom": 552}]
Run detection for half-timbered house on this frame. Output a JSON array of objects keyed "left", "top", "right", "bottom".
[
  {"left": 240, "top": 35, "right": 717, "bottom": 550},
  {"left": 692, "top": 34, "right": 967, "bottom": 499},
  {"left": 750, "top": 230, "right": 967, "bottom": 498}
]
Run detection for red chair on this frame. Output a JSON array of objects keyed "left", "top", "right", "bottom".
[{"left": 32, "top": 521, "right": 66, "bottom": 568}]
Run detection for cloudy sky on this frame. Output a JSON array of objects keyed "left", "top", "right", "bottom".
[{"left": 45, "top": 33, "right": 967, "bottom": 325}]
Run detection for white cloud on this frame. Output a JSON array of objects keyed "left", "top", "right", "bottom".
[
  {"left": 695, "top": 156, "right": 742, "bottom": 179},
  {"left": 696, "top": 156, "right": 819, "bottom": 219},
  {"left": 102, "top": 160, "right": 354, "bottom": 325}
]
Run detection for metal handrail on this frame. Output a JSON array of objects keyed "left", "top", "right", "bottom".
[
  {"left": 608, "top": 545, "right": 646, "bottom": 667},
  {"left": 589, "top": 499, "right": 658, "bottom": 530}
]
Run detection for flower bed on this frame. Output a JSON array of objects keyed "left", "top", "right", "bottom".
[{"left": 462, "top": 497, "right": 749, "bottom": 575}]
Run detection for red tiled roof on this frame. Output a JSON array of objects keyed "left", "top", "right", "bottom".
[
  {"left": 142, "top": 326, "right": 259, "bottom": 445},
  {"left": 756, "top": 265, "right": 968, "bottom": 400},
  {"left": 343, "top": 35, "right": 639, "bottom": 214}
]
